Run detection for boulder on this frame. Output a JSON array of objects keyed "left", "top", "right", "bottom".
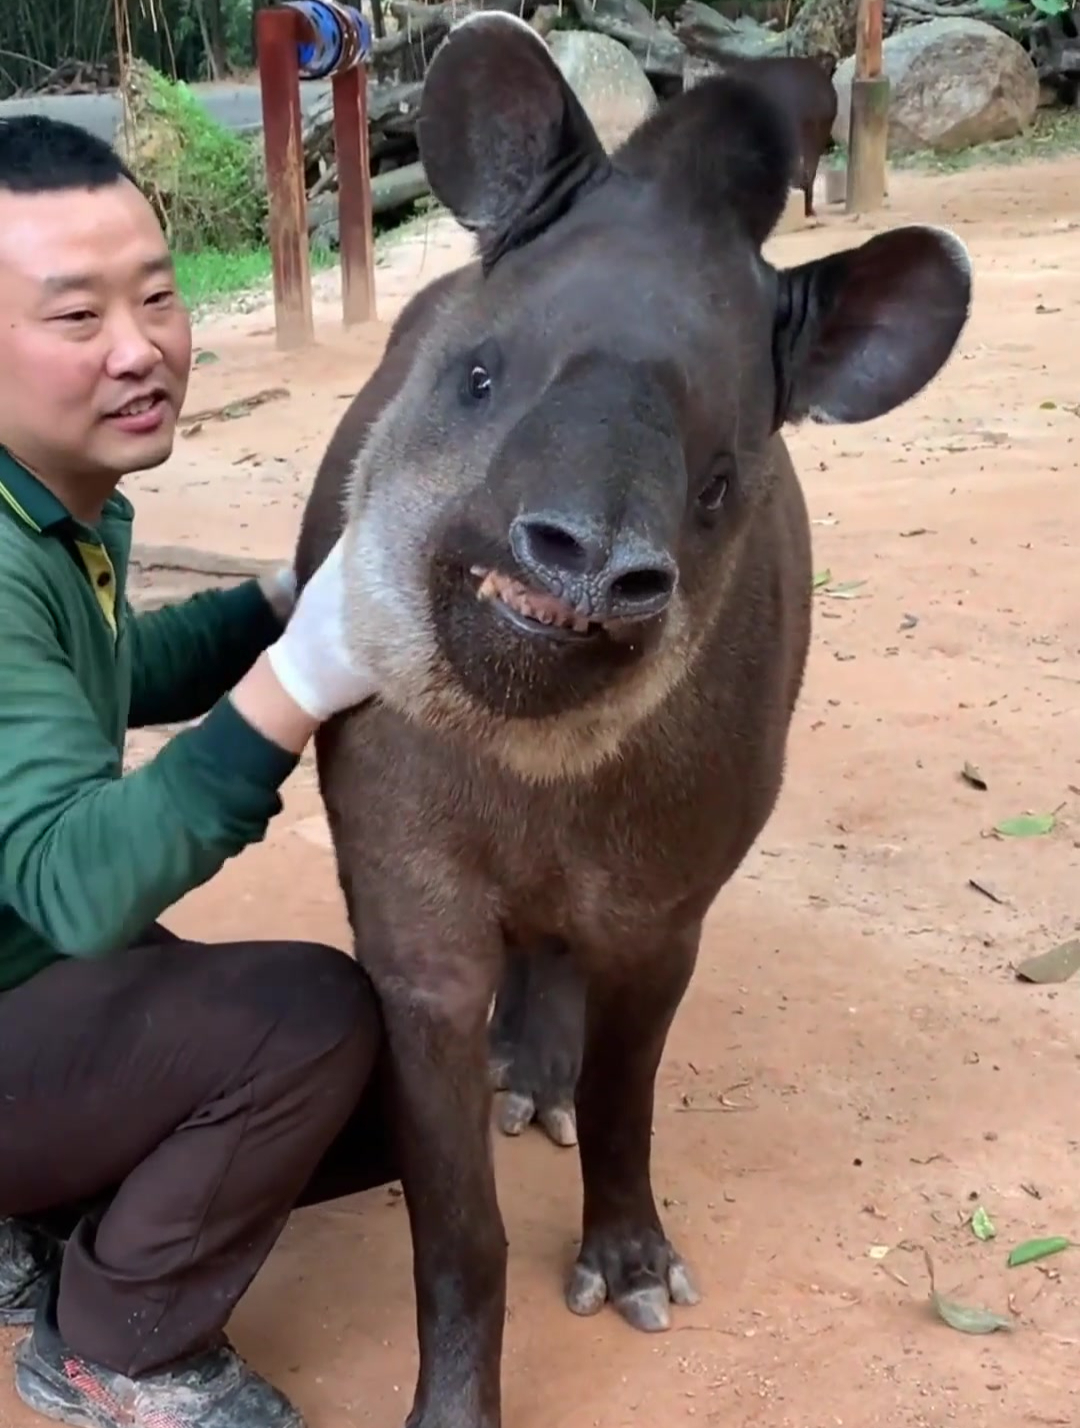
[
  {"left": 832, "top": 18, "right": 1039, "bottom": 154},
  {"left": 547, "top": 30, "right": 657, "bottom": 150}
]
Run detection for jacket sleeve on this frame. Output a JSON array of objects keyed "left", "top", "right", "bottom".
[
  {"left": 128, "top": 579, "right": 283, "bottom": 727},
  {"left": 0, "top": 572, "right": 298, "bottom": 958}
]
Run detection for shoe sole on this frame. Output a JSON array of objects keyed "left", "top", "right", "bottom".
[
  {"left": 0, "top": 1306, "right": 37, "bottom": 1327},
  {"left": 14, "top": 1350, "right": 114, "bottom": 1428}
]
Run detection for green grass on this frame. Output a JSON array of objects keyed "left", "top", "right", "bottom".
[
  {"left": 890, "top": 105, "right": 1080, "bottom": 174},
  {"left": 172, "top": 198, "right": 448, "bottom": 313},
  {"left": 174, "top": 244, "right": 339, "bottom": 311}
]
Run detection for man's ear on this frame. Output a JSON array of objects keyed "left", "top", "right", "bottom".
[
  {"left": 773, "top": 225, "right": 973, "bottom": 427},
  {"left": 416, "top": 12, "right": 610, "bottom": 266}
]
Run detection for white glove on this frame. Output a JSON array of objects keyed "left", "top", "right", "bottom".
[{"left": 264, "top": 536, "right": 378, "bottom": 722}]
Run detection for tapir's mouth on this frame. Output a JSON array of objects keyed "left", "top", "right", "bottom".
[{"left": 469, "top": 565, "right": 603, "bottom": 642}]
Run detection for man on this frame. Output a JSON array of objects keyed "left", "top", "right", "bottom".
[{"left": 0, "top": 115, "right": 398, "bottom": 1428}]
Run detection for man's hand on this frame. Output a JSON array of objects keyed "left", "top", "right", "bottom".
[
  {"left": 259, "top": 566, "right": 298, "bottom": 624},
  {"left": 263, "top": 536, "right": 377, "bottom": 724}
]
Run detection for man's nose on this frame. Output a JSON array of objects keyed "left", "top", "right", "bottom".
[{"left": 103, "top": 310, "right": 161, "bottom": 379}]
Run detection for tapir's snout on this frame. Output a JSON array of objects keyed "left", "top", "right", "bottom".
[
  {"left": 473, "top": 351, "right": 687, "bottom": 642},
  {"left": 509, "top": 511, "right": 677, "bottom": 625}
]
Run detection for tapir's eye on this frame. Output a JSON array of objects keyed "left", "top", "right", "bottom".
[
  {"left": 697, "top": 456, "right": 735, "bottom": 516},
  {"left": 466, "top": 364, "right": 492, "bottom": 401}
]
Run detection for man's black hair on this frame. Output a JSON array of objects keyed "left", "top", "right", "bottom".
[{"left": 0, "top": 114, "right": 137, "bottom": 194}]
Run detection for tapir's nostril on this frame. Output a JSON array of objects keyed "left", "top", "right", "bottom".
[
  {"left": 520, "top": 520, "right": 592, "bottom": 576},
  {"left": 609, "top": 566, "right": 676, "bottom": 607},
  {"left": 510, "top": 513, "right": 677, "bottom": 623}
]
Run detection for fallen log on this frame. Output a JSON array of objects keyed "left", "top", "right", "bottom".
[
  {"left": 309, "top": 160, "right": 432, "bottom": 239},
  {"left": 674, "top": 2, "right": 782, "bottom": 59}
]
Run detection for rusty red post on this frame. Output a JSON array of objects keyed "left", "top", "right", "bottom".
[
  {"left": 332, "top": 62, "right": 376, "bottom": 326},
  {"left": 256, "top": 6, "right": 314, "bottom": 350}
]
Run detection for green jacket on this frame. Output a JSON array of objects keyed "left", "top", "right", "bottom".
[{"left": 0, "top": 446, "right": 299, "bottom": 992}]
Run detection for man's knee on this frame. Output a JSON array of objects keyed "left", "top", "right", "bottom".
[{"left": 220, "top": 940, "right": 381, "bottom": 1090}]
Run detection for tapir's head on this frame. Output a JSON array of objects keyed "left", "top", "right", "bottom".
[{"left": 343, "top": 13, "right": 971, "bottom": 781}]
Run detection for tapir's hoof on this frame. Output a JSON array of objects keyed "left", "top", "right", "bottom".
[
  {"left": 498, "top": 1089, "right": 577, "bottom": 1147},
  {"left": 565, "top": 1230, "right": 700, "bottom": 1331},
  {"left": 487, "top": 946, "right": 583, "bottom": 1150},
  {"left": 488, "top": 1058, "right": 578, "bottom": 1147}
]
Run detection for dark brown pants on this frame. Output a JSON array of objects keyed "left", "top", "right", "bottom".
[{"left": 0, "top": 926, "right": 398, "bottom": 1377}]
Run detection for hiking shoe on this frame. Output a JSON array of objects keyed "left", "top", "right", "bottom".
[
  {"left": 14, "top": 1285, "right": 306, "bottom": 1428},
  {"left": 0, "top": 1218, "right": 61, "bottom": 1327}
]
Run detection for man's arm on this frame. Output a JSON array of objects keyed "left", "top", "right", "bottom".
[
  {"left": 128, "top": 579, "right": 285, "bottom": 727},
  {"left": 0, "top": 572, "right": 299, "bottom": 959}
]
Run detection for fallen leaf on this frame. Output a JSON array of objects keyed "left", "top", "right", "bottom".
[
  {"left": 899, "top": 613, "right": 919, "bottom": 631},
  {"left": 868, "top": 1244, "right": 891, "bottom": 1260},
  {"left": 812, "top": 569, "right": 832, "bottom": 590},
  {"left": 900, "top": 527, "right": 931, "bottom": 538},
  {"left": 1015, "top": 938, "right": 1080, "bottom": 985},
  {"left": 826, "top": 579, "right": 868, "bottom": 599},
  {"left": 971, "top": 1206, "right": 996, "bottom": 1242},
  {"left": 1007, "top": 1236, "right": 1071, "bottom": 1268},
  {"left": 993, "top": 813, "right": 1056, "bottom": 839},
  {"left": 924, "top": 1250, "right": 1012, "bottom": 1335},
  {"left": 1039, "top": 400, "right": 1058, "bottom": 410},
  {"left": 194, "top": 349, "right": 219, "bottom": 365},
  {"left": 961, "top": 762, "right": 988, "bottom": 791}
]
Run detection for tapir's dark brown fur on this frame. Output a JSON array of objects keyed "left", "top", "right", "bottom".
[
  {"left": 294, "top": 15, "right": 971, "bottom": 1428},
  {"left": 710, "top": 54, "right": 839, "bottom": 218}
]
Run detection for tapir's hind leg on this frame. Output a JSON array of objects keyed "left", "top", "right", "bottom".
[{"left": 488, "top": 938, "right": 585, "bottom": 1149}]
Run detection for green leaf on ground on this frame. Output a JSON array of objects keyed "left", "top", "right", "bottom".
[
  {"left": 1015, "top": 938, "right": 1080, "bottom": 985},
  {"left": 924, "top": 1251, "right": 1012, "bottom": 1335},
  {"left": 993, "top": 813, "right": 1056, "bottom": 838},
  {"left": 971, "top": 1206, "right": 996, "bottom": 1242},
  {"left": 1007, "top": 1236, "right": 1071, "bottom": 1268},
  {"left": 826, "top": 579, "right": 868, "bottom": 599}
]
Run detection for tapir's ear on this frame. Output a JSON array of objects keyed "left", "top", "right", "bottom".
[
  {"left": 615, "top": 76, "right": 795, "bottom": 248},
  {"left": 417, "top": 12, "right": 610, "bottom": 266},
  {"left": 773, "top": 226, "right": 973, "bottom": 427}
]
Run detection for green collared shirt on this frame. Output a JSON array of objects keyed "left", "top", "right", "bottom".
[{"left": 0, "top": 446, "right": 299, "bottom": 991}]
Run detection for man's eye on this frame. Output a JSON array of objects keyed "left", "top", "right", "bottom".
[{"left": 146, "top": 289, "right": 176, "bottom": 306}]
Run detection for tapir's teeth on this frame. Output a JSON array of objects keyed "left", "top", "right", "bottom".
[{"left": 471, "top": 565, "right": 592, "bottom": 632}]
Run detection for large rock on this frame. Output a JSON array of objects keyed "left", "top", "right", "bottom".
[
  {"left": 547, "top": 30, "right": 657, "bottom": 150},
  {"left": 832, "top": 18, "right": 1039, "bottom": 154}
]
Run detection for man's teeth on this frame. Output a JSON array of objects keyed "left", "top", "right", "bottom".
[
  {"left": 115, "top": 396, "right": 157, "bottom": 417},
  {"left": 471, "top": 566, "right": 593, "bottom": 633}
]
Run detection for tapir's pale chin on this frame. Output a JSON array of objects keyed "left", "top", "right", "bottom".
[{"left": 338, "top": 457, "right": 698, "bottom": 784}]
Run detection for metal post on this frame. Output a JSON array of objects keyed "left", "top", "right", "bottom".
[{"left": 256, "top": 6, "right": 314, "bottom": 350}]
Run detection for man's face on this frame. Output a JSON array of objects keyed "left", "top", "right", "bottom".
[{"left": 0, "top": 177, "right": 191, "bottom": 492}]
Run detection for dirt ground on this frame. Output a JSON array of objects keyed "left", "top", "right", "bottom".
[{"left": 3, "top": 157, "right": 1080, "bottom": 1428}]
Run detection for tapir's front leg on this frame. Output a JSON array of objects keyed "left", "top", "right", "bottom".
[
  {"left": 353, "top": 901, "right": 506, "bottom": 1428},
  {"left": 568, "top": 925, "right": 702, "bottom": 1334}
]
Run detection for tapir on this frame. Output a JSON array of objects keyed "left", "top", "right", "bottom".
[
  {"left": 703, "top": 53, "right": 840, "bottom": 218},
  {"left": 294, "top": 14, "right": 972, "bottom": 1427}
]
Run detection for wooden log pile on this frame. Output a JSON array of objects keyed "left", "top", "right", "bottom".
[{"left": 302, "top": 0, "right": 1080, "bottom": 245}]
